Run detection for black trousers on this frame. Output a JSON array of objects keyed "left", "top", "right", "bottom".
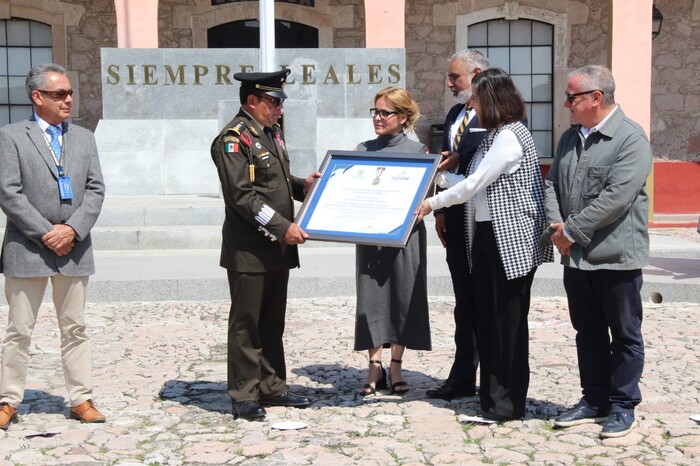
[
  {"left": 563, "top": 267, "right": 644, "bottom": 413},
  {"left": 473, "top": 222, "right": 535, "bottom": 419},
  {"left": 444, "top": 208, "right": 478, "bottom": 390},
  {"left": 226, "top": 270, "right": 289, "bottom": 402}
]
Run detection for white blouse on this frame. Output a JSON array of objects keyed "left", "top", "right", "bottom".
[{"left": 428, "top": 128, "right": 524, "bottom": 221}]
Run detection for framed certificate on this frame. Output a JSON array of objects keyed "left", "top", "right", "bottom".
[{"left": 296, "top": 150, "right": 441, "bottom": 247}]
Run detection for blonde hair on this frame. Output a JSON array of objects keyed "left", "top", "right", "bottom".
[{"left": 374, "top": 86, "right": 421, "bottom": 131}]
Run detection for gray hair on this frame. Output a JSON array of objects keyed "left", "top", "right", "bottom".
[
  {"left": 568, "top": 65, "right": 616, "bottom": 105},
  {"left": 25, "top": 63, "right": 67, "bottom": 103},
  {"left": 450, "top": 49, "right": 490, "bottom": 74}
]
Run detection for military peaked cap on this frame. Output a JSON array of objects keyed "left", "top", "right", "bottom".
[{"left": 234, "top": 69, "right": 291, "bottom": 99}]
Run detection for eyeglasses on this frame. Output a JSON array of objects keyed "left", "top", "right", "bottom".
[
  {"left": 564, "top": 89, "right": 603, "bottom": 103},
  {"left": 38, "top": 89, "right": 74, "bottom": 100},
  {"left": 257, "top": 94, "right": 284, "bottom": 107},
  {"left": 369, "top": 108, "right": 399, "bottom": 120}
]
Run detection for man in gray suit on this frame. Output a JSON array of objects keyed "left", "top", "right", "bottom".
[{"left": 0, "top": 64, "right": 106, "bottom": 430}]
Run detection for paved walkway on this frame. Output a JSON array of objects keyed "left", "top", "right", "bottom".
[{"left": 1, "top": 294, "right": 699, "bottom": 465}]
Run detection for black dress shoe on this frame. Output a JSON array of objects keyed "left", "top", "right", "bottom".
[
  {"left": 232, "top": 400, "right": 266, "bottom": 421},
  {"left": 426, "top": 379, "right": 476, "bottom": 401},
  {"left": 260, "top": 391, "right": 312, "bottom": 408}
]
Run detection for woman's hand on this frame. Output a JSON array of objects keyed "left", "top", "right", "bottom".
[{"left": 415, "top": 199, "right": 432, "bottom": 223}]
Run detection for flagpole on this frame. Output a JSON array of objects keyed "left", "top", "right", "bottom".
[{"left": 259, "top": 0, "right": 275, "bottom": 72}]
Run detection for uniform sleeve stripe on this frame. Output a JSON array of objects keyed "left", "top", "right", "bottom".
[{"left": 255, "top": 204, "right": 275, "bottom": 226}]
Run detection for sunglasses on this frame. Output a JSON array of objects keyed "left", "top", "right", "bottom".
[
  {"left": 369, "top": 108, "right": 399, "bottom": 120},
  {"left": 38, "top": 89, "right": 74, "bottom": 100},
  {"left": 258, "top": 94, "right": 284, "bottom": 107},
  {"left": 564, "top": 89, "right": 603, "bottom": 104}
]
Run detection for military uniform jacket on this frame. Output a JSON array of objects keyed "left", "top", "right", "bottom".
[{"left": 211, "top": 110, "right": 306, "bottom": 273}]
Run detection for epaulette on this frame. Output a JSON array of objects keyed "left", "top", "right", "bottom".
[
  {"left": 224, "top": 121, "right": 245, "bottom": 136},
  {"left": 224, "top": 122, "right": 252, "bottom": 147}
]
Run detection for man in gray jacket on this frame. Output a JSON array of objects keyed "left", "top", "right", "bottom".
[
  {"left": 544, "top": 65, "right": 652, "bottom": 439},
  {"left": 0, "top": 64, "right": 106, "bottom": 429}
]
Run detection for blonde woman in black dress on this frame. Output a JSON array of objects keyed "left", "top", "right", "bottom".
[{"left": 354, "top": 87, "right": 431, "bottom": 395}]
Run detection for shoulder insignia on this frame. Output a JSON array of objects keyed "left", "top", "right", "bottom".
[
  {"left": 225, "top": 125, "right": 241, "bottom": 136},
  {"left": 225, "top": 121, "right": 253, "bottom": 147},
  {"left": 223, "top": 135, "right": 239, "bottom": 154}
]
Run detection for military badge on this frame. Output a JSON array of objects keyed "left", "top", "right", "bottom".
[{"left": 239, "top": 132, "right": 252, "bottom": 147}]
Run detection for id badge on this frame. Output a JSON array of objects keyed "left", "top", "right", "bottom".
[{"left": 58, "top": 176, "right": 73, "bottom": 200}]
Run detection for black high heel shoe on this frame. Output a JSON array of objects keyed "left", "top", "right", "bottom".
[
  {"left": 359, "top": 359, "right": 387, "bottom": 395},
  {"left": 389, "top": 358, "right": 410, "bottom": 394}
]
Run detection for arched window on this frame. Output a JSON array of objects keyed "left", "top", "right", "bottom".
[
  {"left": 468, "top": 19, "right": 554, "bottom": 157},
  {"left": 208, "top": 19, "right": 319, "bottom": 48},
  {"left": 0, "top": 19, "right": 52, "bottom": 126}
]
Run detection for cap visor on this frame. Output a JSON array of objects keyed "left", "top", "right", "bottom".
[{"left": 265, "top": 90, "right": 287, "bottom": 99}]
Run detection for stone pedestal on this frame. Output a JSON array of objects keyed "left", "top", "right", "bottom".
[{"left": 97, "top": 48, "right": 405, "bottom": 195}]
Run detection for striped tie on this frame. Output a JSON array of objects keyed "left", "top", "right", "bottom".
[{"left": 452, "top": 107, "right": 472, "bottom": 151}]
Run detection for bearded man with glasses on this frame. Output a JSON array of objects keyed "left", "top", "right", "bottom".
[
  {"left": 425, "top": 49, "right": 489, "bottom": 402},
  {"left": 0, "top": 63, "right": 106, "bottom": 429}
]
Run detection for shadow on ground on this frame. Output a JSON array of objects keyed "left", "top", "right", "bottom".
[
  {"left": 159, "top": 380, "right": 230, "bottom": 414},
  {"left": 21, "top": 390, "right": 68, "bottom": 416},
  {"left": 294, "top": 363, "right": 567, "bottom": 421}
]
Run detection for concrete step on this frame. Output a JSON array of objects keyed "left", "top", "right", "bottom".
[
  {"left": 92, "top": 225, "right": 223, "bottom": 250},
  {"left": 0, "top": 229, "right": 697, "bottom": 303},
  {"left": 0, "top": 195, "right": 443, "bottom": 250},
  {"left": 0, "top": 196, "right": 698, "bottom": 304},
  {"left": 60, "top": 245, "right": 700, "bottom": 304}
]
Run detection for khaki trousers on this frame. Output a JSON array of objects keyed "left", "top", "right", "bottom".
[{"left": 0, "top": 274, "right": 93, "bottom": 408}]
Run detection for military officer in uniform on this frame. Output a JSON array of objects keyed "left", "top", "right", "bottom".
[{"left": 210, "top": 69, "right": 320, "bottom": 421}]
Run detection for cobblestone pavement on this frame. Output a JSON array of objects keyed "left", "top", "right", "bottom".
[{"left": 0, "top": 296, "right": 699, "bottom": 465}]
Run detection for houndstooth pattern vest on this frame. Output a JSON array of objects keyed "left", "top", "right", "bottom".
[{"left": 464, "top": 121, "right": 553, "bottom": 280}]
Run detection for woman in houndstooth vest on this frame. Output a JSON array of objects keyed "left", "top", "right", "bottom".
[{"left": 417, "top": 68, "right": 553, "bottom": 421}]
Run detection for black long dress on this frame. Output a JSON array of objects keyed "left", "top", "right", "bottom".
[{"left": 353, "top": 132, "right": 432, "bottom": 351}]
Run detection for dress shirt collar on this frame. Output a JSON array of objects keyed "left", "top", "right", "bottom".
[{"left": 580, "top": 105, "right": 619, "bottom": 139}]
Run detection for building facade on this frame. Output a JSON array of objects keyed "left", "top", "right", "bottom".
[{"left": 1, "top": 0, "right": 698, "bottom": 213}]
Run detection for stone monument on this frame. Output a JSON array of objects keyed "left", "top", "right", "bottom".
[{"left": 97, "top": 48, "right": 406, "bottom": 195}]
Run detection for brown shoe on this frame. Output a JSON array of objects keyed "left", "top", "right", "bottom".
[
  {"left": 69, "top": 399, "right": 106, "bottom": 423},
  {"left": 0, "top": 402, "right": 18, "bottom": 430}
]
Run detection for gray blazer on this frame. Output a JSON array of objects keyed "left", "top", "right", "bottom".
[{"left": 0, "top": 117, "right": 105, "bottom": 277}]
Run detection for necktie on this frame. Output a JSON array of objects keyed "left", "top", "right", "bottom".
[
  {"left": 46, "top": 124, "right": 63, "bottom": 158},
  {"left": 264, "top": 127, "right": 275, "bottom": 147},
  {"left": 452, "top": 106, "right": 472, "bottom": 152}
]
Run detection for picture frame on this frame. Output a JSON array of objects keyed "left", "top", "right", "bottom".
[{"left": 295, "top": 150, "right": 441, "bottom": 247}]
